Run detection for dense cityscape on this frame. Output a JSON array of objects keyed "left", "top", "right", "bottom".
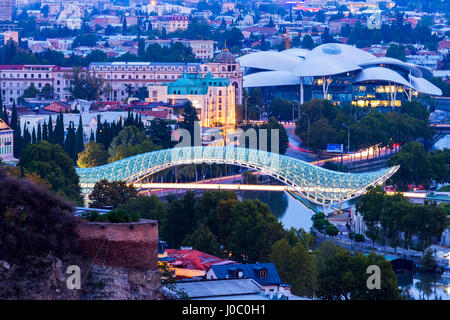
[{"left": 0, "top": 0, "right": 449, "bottom": 306}]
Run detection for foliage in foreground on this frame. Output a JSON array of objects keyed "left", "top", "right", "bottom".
[{"left": 0, "top": 166, "right": 81, "bottom": 261}]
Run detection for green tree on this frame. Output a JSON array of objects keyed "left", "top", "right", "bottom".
[
  {"left": 116, "top": 195, "right": 166, "bottom": 222},
  {"left": 147, "top": 118, "right": 175, "bottom": 149},
  {"left": 64, "top": 121, "right": 77, "bottom": 162},
  {"left": 270, "top": 239, "right": 317, "bottom": 297},
  {"left": 162, "top": 191, "right": 198, "bottom": 248},
  {"left": 302, "top": 35, "right": 315, "bottom": 49},
  {"left": 75, "top": 116, "right": 84, "bottom": 155},
  {"left": 108, "top": 125, "right": 161, "bottom": 161},
  {"left": 19, "top": 141, "right": 82, "bottom": 203},
  {"left": 316, "top": 249, "right": 402, "bottom": 300},
  {"left": 178, "top": 101, "right": 200, "bottom": 146},
  {"left": 224, "top": 199, "right": 285, "bottom": 263},
  {"left": 325, "top": 224, "right": 339, "bottom": 238},
  {"left": 355, "top": 186, "right": 385, "bottom": 249},
  {"left": 386, "top": 44, "right": 406, "bottom": 61},
  {"left": 0, "top": 167, "right": 80, "bottom": 263},
  {"left": 182, "top": 224, "right": 222, "bottom": 257},
  {"left": 89, "top": 179, "right": 138, "bottom": 208},
  {"left": 420, "top": 249, "right": 437, "bottom": 272},
  {"left": 387, "top": 142, "right": 432, "bottom": 190},
  {"left": 77, "top": 141, "right": 108, "bottom": 168},
  {"left": 67, "top": 67, "right": 104, "bottom": 101}
]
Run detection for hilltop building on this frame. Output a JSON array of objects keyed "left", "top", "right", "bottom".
[{"left": 147, "top": 72, "right": 236, "bottom": 128}]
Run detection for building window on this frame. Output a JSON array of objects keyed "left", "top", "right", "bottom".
[{"left": 260, "top": 270, "right": 267, "bottom": 279}]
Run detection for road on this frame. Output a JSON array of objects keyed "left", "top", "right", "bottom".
[{"left": 284, "top": 125, "right": 315, "bottom": 162}]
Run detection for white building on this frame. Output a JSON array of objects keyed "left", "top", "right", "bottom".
[{"left": 0, "top": 118, "right": 13, "bottom": 162}]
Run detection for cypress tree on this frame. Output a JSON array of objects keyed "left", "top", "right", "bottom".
[
  {"left": 42, "top": 121, "right": 48, "bottom": 141},
  {"left": 1, "top": 105, "right": 7, "bottom": 123},
  {"left": 13, "top": 122, "right": 21, "bottom": 158},
  {"left": 64, "top": 121, "right": 76, "bottom": 162},
  {"left": 138, "top": 114, "right": 143, "bottom": 130},
  {"left": 37, "top": 123, "right": 42, "bottom": 143},
  {"left": 90, "top": 130, "right": 95, "bottom": 142},
  {"left": 96, "top": 115, "right": 103, "bottom": 145},
  {"left": 103, "top": 120, "right": 110, "bottom": 150},
  {"left": 22, "top": 124, "right": 31, "bottom": 150},
  {"left": 48, "top": 115, "right": 54, "bottom": 143},
  {"left": 134, "top": 113, "right": 139, "bottom": 127},
  {"left": 10, "top": 101, "right": 17, "bottom": 130},
  {"left": 31, "top": 127, "right": 36, "bottom": 144},
  {"left": 54, "top": 111, "right": 64, "bottom": 146},
  {"left": 75, "top": 115, "right": 84, "bottom": 155}
]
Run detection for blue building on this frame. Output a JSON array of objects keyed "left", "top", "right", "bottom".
[{"left": 206, "top": 262, "right": 291, "bottom": 294}]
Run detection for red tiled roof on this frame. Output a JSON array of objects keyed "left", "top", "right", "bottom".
[
  {"left": 165, "top": 249, "right": 236, "bottom": 271},
  {"left": 0, "top": 119, "right": 12, "bottom": 131},
  {"left": 43, "top": 102, "right": 70, "bottom": 113},
  {"left": 136, "top": 110, "right": 170, "bottom": 119},
  {"left": 0, "top": 65, "right": 24, "bottom": 70}
]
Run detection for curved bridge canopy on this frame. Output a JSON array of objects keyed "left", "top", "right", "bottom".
[{"left": 76, "top": 146, "right": 398, "bottom": 205}]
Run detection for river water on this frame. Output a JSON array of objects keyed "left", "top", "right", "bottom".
[{"left": 239, "top": 190, "right": 450, "bottom": 300}]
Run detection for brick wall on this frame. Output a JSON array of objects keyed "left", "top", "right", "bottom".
[{"left": 75, "top": 219, "right": 158, "bottom": 270}]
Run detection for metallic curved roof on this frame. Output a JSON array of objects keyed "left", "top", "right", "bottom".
[
  {"left": 243, "top": 71, "right": 301, "bottom": 87},
  {"left": 77, "top": 146, "right": 399, "bottom": 205},
  {"left": 280, "top": 48, "right": 309, "bottom": 58},
  {"left": 292, "top": 54, "right": 362, "bottom": 77},
  {"left": 306, "top": 43, "right": 376, "bottom": 65},
  {"left": 409, "top": 75, "right": 443, "bottom": 96},
  {"left": 237, "top": 44, "right": 441, "bottom": 96},
  {"left": 353, "top": 67, "right": 413, "bottom": 88},
  {"left": 237, "top": 51, "right": 304, "bottom": 71},
  {"left": 358, "top": 57, "right": 423, "bottom": 77}
]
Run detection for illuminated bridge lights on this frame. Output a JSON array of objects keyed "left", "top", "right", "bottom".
[{"left": 76, "top": 146, "right": 399, "bottom": 206}]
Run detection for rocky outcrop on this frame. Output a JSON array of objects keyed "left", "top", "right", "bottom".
[
  {"left": 0, "top": 254, "right": 88, "bottom": 300},
  {"left": 0, "top": 219, "right": 163, "bottom": 300},
  {"left": 83, "top": 265, "right": 164, "bottom": 300}
]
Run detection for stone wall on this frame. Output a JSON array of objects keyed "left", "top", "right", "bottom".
[{"left": 75, "top": 219, "right": 159, "bottom": 270}]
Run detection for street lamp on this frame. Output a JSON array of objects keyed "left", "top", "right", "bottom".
[
  {"left": 243, "top": 90, "right": 250, "bottom": 124},
  {"left": 255, "top": 105, "right": 263, "bottom": 122},
  {"left": 301, "top": 112, "right": 310, "bottom": 147}
]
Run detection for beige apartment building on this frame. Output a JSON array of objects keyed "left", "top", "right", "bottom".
[
  {"left": 150, "top": 15, "right": 189, "bottom": 33},
  {"left": 0, "top": 51, "right": 242, "bottom": 105},
  {"left": 0, "top": 65, "right": 73, "bottom": 104}
]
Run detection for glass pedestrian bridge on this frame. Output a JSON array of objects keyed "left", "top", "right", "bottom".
[{"left": 76, "top": 146, "right": 399, "bottom": 206}]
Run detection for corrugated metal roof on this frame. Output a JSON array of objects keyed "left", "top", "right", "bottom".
[
  {"left": 210, "top": 263, "right": 282, "bottom": 286},
  {"left": 172, "top": 279, "right": 262, "bottom": 298}
]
